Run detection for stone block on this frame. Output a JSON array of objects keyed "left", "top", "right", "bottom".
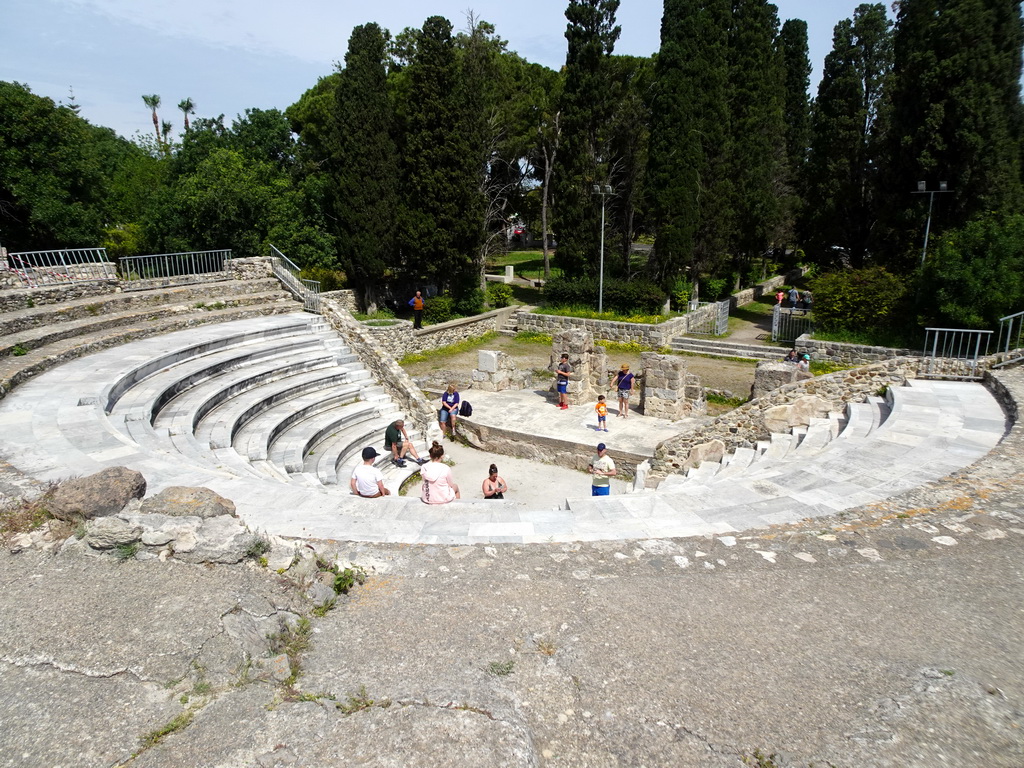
[{"left": 478, "top": 350, "right": 499, "bottom": 373}]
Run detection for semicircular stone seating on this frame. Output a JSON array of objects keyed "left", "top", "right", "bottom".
[{"left": 0, "top": 304, "right": 1009, "bottom": 545}]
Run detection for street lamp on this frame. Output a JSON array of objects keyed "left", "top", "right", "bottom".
[
  {"left": 912, "top": 181, "right": 951, "bottom": 267},
  {"left": 592, "top": 184, "right": 613, "bottom": 313}
]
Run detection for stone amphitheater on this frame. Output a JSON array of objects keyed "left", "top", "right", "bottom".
[{"left": 3, "top": 254, "right": 1024, "bottom": 767}]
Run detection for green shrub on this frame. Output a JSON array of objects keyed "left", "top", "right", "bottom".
[
  {"left": 487, "top": 282, "right": 514, "bottom": 308},
  {"left": 671, "top": 279, "right": 691, "bottom": 311},
  {"left": 299, "top": 266, "right": 347, "bottom": 292},
  {"left": 810, "top": 267, "right": 911, "bottom": 334},
  {"left": 424, "top": 296, "right": 456, "bottom": 324},
  {"left": 453, "top": 289, "right": 485, "bottom": 317},
  {"left": 543, "top": 276, "right": 666, "bottom": 314}
]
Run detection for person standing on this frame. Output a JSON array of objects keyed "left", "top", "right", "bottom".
[
  {"left": 612, "top": 364, "right": 634, "bottom": 419},
  {"left": 421, "top": 441, "right": 460, "bottom": 504},
  {"left": 556, "top": 353, "right": 572, "bottom": 410},
  {"left": 595, "top": 395, "right": 609, "bottom": 432},
  {"left": 384, "top": 419, "right": 426, "bottom": 467},
  {"left": 439, "top": 384, "right": 460, "bottom": 437},
  {"left": 788, "top": 287, "right": 800, "bottom": 309},
  {"left": 588, "top": 442, "right": 616, "bottom": 496},
  {"left": 349, "top": 447, "right": 390, "bottom": 498},
  {"left": 408, "top": 290, "right": 425, "bottom": 330},
  {"left": 775, "top": 289, "right": 785, "bottom": 304},
  {"left": 481, "top": 464, "right": 508, "bottom": 499}
]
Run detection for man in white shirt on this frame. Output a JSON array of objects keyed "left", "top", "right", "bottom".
[{"left": 350, "top": 447, "right": 390, "bottom": 498}]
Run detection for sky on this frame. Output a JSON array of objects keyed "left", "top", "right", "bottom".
[{"left": 2, "top": 0, "right": 880, "bottom": 141}]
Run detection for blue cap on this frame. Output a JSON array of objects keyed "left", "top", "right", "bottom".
[{"left": 597, "top": 443, "right": 607, "bottom": 452}]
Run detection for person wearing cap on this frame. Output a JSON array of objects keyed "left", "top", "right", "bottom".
[
  {"left": 796, "top": 354, "right": 811, "bottom": 372},
  {"left": 350, "top": 447, "right": 390, "bottom": 498},
  {"left": 611, "top": 363, "right": 635, "bottom": 418},
  {"left": 385, "top": 419, "right": 426, "bottom": 467},
  {"left": 588, "top": 442, "right": 616, "bottom": 496}
]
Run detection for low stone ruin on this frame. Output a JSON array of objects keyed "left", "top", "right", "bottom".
[
  {"left": 751, "top": 360, "right": 813, "bottom": 400},
  {"left": 639, "top": 352, "right": 706, "bottom": 419},
  {"left": 549, "top": 328, "right": 607, "bottom": 405},
  {"left": 472, "top": 349, "right": 533, "bottom": 391}
]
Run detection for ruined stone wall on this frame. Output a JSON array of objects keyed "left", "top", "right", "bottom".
[
  {"left": 0, "top": 282, "right": 118, "bottom": 312},
  {"left": 652, "top": 358, "right": 924, "bottom": 476},
  {"left": 639, "top": 352, "right": 706, "bottom": 419},
  {"left": 361, "top": 307, "right": 519, "bottom": 360},
  {"left": 226, "top": 257, "right": 274, "bottom": 280},
  {"left": 549, "top": 329, "right": 606, "bottom": 404},
  {"left": 472, "top": 350, "right": 533, "bottom": 392},
  {"left": 320, "top": 299, "right": 441, "bottom": 443},
  {"left": 517, "top": 311, "right": 686, "bottom": 348}
]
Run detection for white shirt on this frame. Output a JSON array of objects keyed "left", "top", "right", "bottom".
[{"left": 351, "top": 463, "right": 384, "bottom": 496}]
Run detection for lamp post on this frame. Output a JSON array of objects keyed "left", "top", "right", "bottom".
[
  {"left": 592, "top": 184, "right": 613, "bottom": 313},
  {"left": 912, "top": 181, "right": 951, "bottom": 267}
]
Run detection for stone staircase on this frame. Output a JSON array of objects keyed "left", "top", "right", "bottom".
[{"left": 668, "top": 336, "right": 790, "bottom": 361}]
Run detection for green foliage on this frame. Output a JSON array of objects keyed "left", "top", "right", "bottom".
[
  {"left": 486, "top": 282, "right": 515, "bottom": 308},
  {"left": 810, "top": 267, "right": 911, "bottom": 334},
  {"left": 919, "top": 212, "right": 1024, "bottom": 329},
  {"left": 423, "top": 295, "right": 456, "bottom": 324},
  {"left": 115, "top": 542, "right": 140, "bottom": 562},
  {"left": 331, "top": 566, "right": 367, "bottom": 595},
  {"left": 700, "top": 276, "right": 729, "bottom": 302},
  {"left": 11, "top": 344, "right": 28, "bottom": 357},
  {"left": 244, "top": 535, "right": 271, "bottom": 560},
  {"left": 299, "top": 266, "right": 347, "bottom": 292},
  {"left": 453, "top": 288, "right": 485, "bottom": 318},
  {"left": 545, "top": 307, "right": 669, "bottom": 325},
  {"left": 670, "top": 278, "right": 691, "bottom": 311},
  {"left": 487, "top": 659, "right": 515, "bottom": 677},
  {"left": 102, "top": 224, "right": 145, "bottom": 258},
  {"left": 706, "top": 392, "right": 746, "bottom": 409},
  {"left": 543, "top": 276, "right": 666, "bottom": 315},
  {"left": 514, "top": 330, "right": 552, "bottom": 344},
  {"left": 398, "top": 332, "right": 499, "bottom": 365},
  {"left": 141, "top": 710, "right": 195, "bottom": 748}
]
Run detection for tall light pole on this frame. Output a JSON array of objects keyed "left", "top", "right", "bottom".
[
  {"left": 912, "top": 181, "right": 951, "bottom": 267},
  {"left": 592, "top": 184, "right": 613, "bottom": 313}
]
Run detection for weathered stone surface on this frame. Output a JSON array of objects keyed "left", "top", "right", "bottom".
[
  {"left": 640, "top": 352, "right": 705, "bottom": 420},
  {"left": 140, "top": 486, "right": 236, "bottom": 518},
  {"left": 48, "top": 467, "right": 146, "bottom": 521},
  {"left": 752, "top": 361, "right": 797, "bottom": 400},
  {"left": 764, "top": 395, "right": 831, "bottom": 433},
  {"left": 84, "top": 516, "right": 144, "bottom": 549},
  {"left": 683, "top": 439, "right": 726, "bottom": 469},
  {"left": 173, "top": 515, "right": 256, "bottom": 564}
]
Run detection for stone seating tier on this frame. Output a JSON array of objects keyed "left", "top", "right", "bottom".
[{"left": 0, "top": 314, "right": 1009, "bottom": 544}]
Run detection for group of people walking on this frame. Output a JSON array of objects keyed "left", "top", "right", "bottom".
[{"left": 775, "top": 287, "right": 812, "bottom": 312}]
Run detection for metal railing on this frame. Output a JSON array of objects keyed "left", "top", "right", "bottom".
[
  {"left": 920, "top": 327, "right": 993, "bottom": 380},
  {"left": 117, "top": 249, "right": 230, "bottom": 288},
  {"left": 994, "top": 310, "right": 1024, "bottom": 369},
  {"left": 771, "top": 304, "right": 814, "bottom": 342},
  {"left": 5, "top": 248, "right": 115, "bottom": 286},
  {"left": 269, "top": 244, "right": 321, "bottom": 313},
  {"left": 687, "top": 299, "right": 730, "bottom": 336}
]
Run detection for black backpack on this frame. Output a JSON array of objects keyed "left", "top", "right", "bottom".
[{"left": 459, "top": 400, "right": 473, "bottom": 417}]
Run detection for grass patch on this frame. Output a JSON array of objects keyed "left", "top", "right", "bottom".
[
  {"left": 809, "top": 360, "right": 854, "bottom": 376},
  {"left": 244, "top": 533, "right": 272, "bottom": 560},
  {"left": 536, "top": 305, "right": 674, "bottom": 324},
  {"left": 114, "top": 542, "right": 139, "bottom": 562},
  {"left": 487, "top": 659, "right": 516, "bottom": 677},
  {"left": 594, "top": 339, "right": 659, "bottom": 355},
  {"left": 514, "top": 330, "right": 552, "bottom": 344},
  {"left": 353, "top": 309, "right": 396, "bottom": 322},
  {"left": 268, "top": 617, "right": 313, "bottom": 687},
  {"left": 0, "top": 485, "right": 56, "bottom": 542},
  {"left": 706, "top": 392, "right": 747, "bottom": 409},
  {"left": 11, "top": 344, "right": 29, "bottom": 356},
  {"left": 337, "top": 685, "right": 391, "bottom": 716},
  {"left": 488, "top": 250, "right": 561, "bottom": 282},
  {"left": 398, "top": 331, "right": 499, "bottom": 365},
  {"left": 141, "top": 709, "right": 195, "bottom": 748},
  {"left": 732, "top": 297, "right": 778, "bottom": 319}
]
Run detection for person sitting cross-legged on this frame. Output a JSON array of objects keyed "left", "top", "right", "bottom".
[
  {"left": 384, "top": 419, "right": 426, "bottom": 467},
  {"left": 350, "top": 447, "right": 390, "bottom": 498}
]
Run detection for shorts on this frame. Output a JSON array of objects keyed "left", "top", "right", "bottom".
[
  {"left": 617, "top": 389, "right": 632, "bottom": 401},
  {"left": 557, "top": 380, "right": 568, "bottom": 394},
  {"left": 591, "top": 485, "right": 610, "bottom": 496},
  {"left": 439, "top": 408, "right": 454, "bottom": 423}
]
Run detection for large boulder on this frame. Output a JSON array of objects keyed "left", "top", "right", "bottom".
[
  {"left": 48, "top": 467, "right": 146, "bottom": 521},
  {"left": 763, "top": 395, "right": 831, "bottom": 433},
  {"left": 140, "top": 486, "right": 236, "bottom": 518},
  {"left": 84, "top": 516, "right": 144, "bottom": 549},
  {"left": 682, "top": 440, "right": 726, "bottom": 470}
]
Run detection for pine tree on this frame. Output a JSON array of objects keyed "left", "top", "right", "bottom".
[
  {"left": 551, "top": 0, "right": 621, "bottom": 278},
  {"left": 333, "top": 23, "right": 399, "bottom": 297},
  {"left": 879, "top": 0, "right": 1024, "bottom": 270},
  {"left": 646, "top": 0, "right": 733, "bottom": 295},
  {"left": 803, "top": 4, "right": 892, "bottom": 268}
]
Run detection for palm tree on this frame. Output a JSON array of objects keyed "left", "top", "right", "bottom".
[
  {"left": 178, "top": 97, "right": 195, "bottom": 132},
  {"left": 142, "top": 94, "right": 161, "bottom": 142},
  {"left": 161, "top": 120, "right": 173, "bottom": 147}
]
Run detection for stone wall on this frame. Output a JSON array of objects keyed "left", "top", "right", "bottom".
[
  {"left": 358, "top": 306, "right": 519, "bottom": 361},
  {"left": 639, "top": 352, "right": 706, "bottom": 419},
  {"left": 322, "top": 289, "right": 358, "bottom": 314},
  {"left": 652, "top": 357, "right": 924, "bottom": 476},
  {"left": 320, "top": 299, "right": 442, "bottom": 444},
  {"left": 796, "top": 334, "right": 918, "bottom": 365},
  {"left": 550, "top": 329, "right": 607, "bottom": 404},
  {"left": 517, "top": 311, "right": 687, "bottom": 348},
  {"left": 751, "top": 361, "right": 813, "bottom": 400},
  {"left": 226, "top": 257, "right": 274, "bottom": 280},
  {"left": 472, "top": 350, "right": 533, "bottom": 392},
  {"left": 0, "top": 282, "right": 118, "bottom": 312}
]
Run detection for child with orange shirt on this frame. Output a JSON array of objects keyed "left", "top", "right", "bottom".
[{"left": 595, "top": 395, "right": 608, "bottom": 432}]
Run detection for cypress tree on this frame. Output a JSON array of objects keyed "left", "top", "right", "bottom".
[
  {"left": 803, "top": 4, "right": 892, "bottom": 268},
  {"left": 778, "top": 18, "right": 811, "bottom": 238},
  {"left": 727, "top": 0, "right": 789, "bottom": 281},
  {"left": 399, "top": 16, "right": 482, "bottom": 297},
  {"left": 551, "top": 0, "right": 621, "bottom": 278},
  {"left": 646, "top": 0, "right": 733, "bottom": 295},
  {"left": 334, "top": 23, "right": 399, "bottom": 297},
  {"left": 879, "top": 0, "right": 1024, "bottom": 270}
]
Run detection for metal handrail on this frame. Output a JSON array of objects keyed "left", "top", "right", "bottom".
[
  {"left": 118, "top": 249, "right": 230, "bottom": 284},
  {"left": 269, "top": 244, "right": 321, "bottom": 313},
  {"left": 6, "top": 248, "right": 114, "bottom": 287}
]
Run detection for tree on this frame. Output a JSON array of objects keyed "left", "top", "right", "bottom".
[
  {"left": 778, "top": 18, "right": 811, "bottom": 236},
  {"left": 551, "top": 0, "right": 622, "bottom": 278},
  {"left": 646, "top": 0, "right": 733, "bottom": 295},
  {"left": 142, "top": 94, "right": 162, "bottom": 143},
  {"left": 398, "top": 16, "right": 483, "bottom": 300},
  {"left": 803, "top": 4, "right": 892, "bottom": 268},
  {"left": 177, "top": 98, "right": 195, "bottom": 132},
  {"left": 878, "top": 0, "right": 1024, "bottom": 270},
  {"left": 333, "top": 23, "right": 399, "bottom": 295},
  {"left": 727, "top": 0, "right": 789, "bottom": 284}
]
